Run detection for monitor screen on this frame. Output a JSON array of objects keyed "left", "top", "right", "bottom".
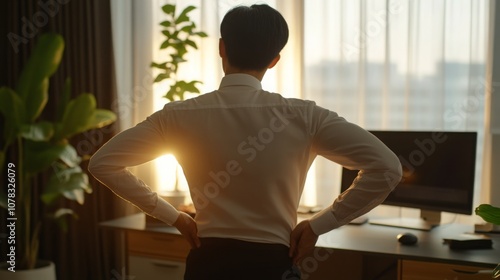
[{"left": 340, "top": 131, "right": 478, "bottom": 215}]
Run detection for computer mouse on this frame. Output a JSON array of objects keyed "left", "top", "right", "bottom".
[{"left": 397, "top": 232, "right": 418, "bottom": 245}]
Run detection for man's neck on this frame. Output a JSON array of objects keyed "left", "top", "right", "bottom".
[{"left": 224, "top": 67, "right": 267, "bottom": 81}]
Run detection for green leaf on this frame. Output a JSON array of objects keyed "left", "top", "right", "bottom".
[
  {"left": 162, "top": 4, "right": 175, "bottom": 15},
  {"left": 88, "top": 109, "right": 117, "bottom": 130},
  {"left": 50, "top": 161, "right": 83, "bottom": 180},
  {"left": 181, "top": 80, "right": 202, "bottom": 94},
  {"left": 53, "top": 208, "right": 78, "bottom": 219},
  {"left": 154, "top": 73, "right": 170, "bottom": 83},
  {"left": 63, "top": 189, "right": 86, "bottom": 204},
  {"left": 159, "top": 20, "right": 172, "bottom": 27},
  {"left": 180, "top": 23, "right": 195, "bottom": 33},
  {"left": 170, "top": 53, "right": 187, "bottom": 63},
  {"left": 24, "top": 140, "right": 68, "bottom": 174},
  {"left": 182, "top": 6, "right": 197, "bottom": 15},
  {"left": 160, "top": 40, "right": 171, "bottom": 50},
  {"left": 16, "top": 33, "right": 65, "bottom": 121},
  {"left": 0, "top": 87, "right": 26, "bottom": 146},
  {"left": 475, "top": 204, "right": 500, "bottom": 225},
  {"left": 42, "top": 169, "right": 90, "bottom": 205},
  {"left": 195, "top": 31, "right": 208, "bottom": 38},
  {"left": 56, "top": 93, "right": 95, "bottom": 140},
  {"left": 176, "top": 45, "right": 188, "bottom": 57},
  {"left": 165, "top": 86, "right": 177, "bottom": 101},
  {"left": 164, "top": 80, "right": 202, "bottom": 101},
  {"left": 53, "top": 94, "right": 115, "bottom": 141},
  {"left": 151, "top": 62, "right": 165, "bottom": 69},
  {"left": 185, "top": 39, "right": 198, "bottom": 50},
  {"left": 172, "top": 31, "right": 180, "bottom": 39},
  {"left": 175, "top": 14, "right": 190, "bottom": 25},
  {"left": 19, "top": 121, "right": 54, "bottom": 141},
  {"left": 176, "top": 6, "right": 196, "bottom": 25},
  {"left": 162, "top": 30, "right": 172, "bottom": 38},
  {"left": 26, "top": 78, "right": 50, "bottom": 122},
  {"left": 58, "top": 144, "right": 80, "bottom": 168}
]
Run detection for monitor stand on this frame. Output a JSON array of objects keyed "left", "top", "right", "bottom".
[{"left": 369, "top": 210, "right": 442, "bottom": 231}]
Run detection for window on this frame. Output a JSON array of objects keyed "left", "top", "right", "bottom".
[
  {"left": 112, "top": 0, "right": 489, "bottom": 221},
  {"left": 302, "top": 0, "right": 488, "bottom": 222}
]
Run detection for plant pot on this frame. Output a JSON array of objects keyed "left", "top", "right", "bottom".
[{"left": 0, "top": 260, "right": 56, "bottom": 280}]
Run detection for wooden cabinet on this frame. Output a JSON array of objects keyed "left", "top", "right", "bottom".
[
  {"left": 127, "top": 230, "right": 190, "bottom": 280},
  {"left": 129, "top": 256, "right": 186, "bottom": 279},
  {"left": 399, "top": 260, "right": 493, "bottom": 280}
]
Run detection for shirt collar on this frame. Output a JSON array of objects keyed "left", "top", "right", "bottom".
[{"left": 219, "top": 74, "right": 262, "bottom": 91}]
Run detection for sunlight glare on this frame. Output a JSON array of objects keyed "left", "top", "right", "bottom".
[{"left": 156, "top": 154, "right": 188, "bottom": 192}]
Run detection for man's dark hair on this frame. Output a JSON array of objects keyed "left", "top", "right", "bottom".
[{"left": 220, "top": 4, "right": 289, "bottom": 71}]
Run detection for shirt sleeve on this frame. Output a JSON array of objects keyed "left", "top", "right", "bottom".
[
  {"left": 88, "top": 110, "right": 180, "bottom": 225},
  {"left": 308, "top": 106, "right": 403, "bottom": 235}
]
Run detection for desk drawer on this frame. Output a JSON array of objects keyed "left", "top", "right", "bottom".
[
  {"left": 400, "top": 260, "right": 493, "bottom": 280},
  {"left": 127, "top": 231, "right": 190, "bottom": 261},
  {"left": 129, "top": 255, "right": 185, "bottom": 280}
]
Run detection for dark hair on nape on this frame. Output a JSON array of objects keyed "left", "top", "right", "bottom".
[{"left": 220, "top": 4, "right": 289, "bottom": 71}]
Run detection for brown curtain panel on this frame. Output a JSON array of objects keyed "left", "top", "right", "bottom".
[{"left": 1, "top": 1, "right": 130, "bottom": 279}]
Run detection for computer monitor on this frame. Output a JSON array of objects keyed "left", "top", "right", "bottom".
[{"left": 340, "top": 130, "right": 478, "bottom": 230}]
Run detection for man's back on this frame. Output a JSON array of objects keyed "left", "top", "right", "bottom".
[{"left": 155, "top": 74, "right": 317, "bottom": 245}]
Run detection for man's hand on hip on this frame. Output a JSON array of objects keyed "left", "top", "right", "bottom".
[
  {"left": 173, "top": 211, "right": 201, "bottom": 249},
  {"left": 289, "top": 220, "right": 319, "bottom": 265}
]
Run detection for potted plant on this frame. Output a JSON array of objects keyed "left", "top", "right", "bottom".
[
  {"left": 150, "top": 3, "right": 207, "bottom": 208},
  {"left": 0, "top": 33, "right": 116, "bottom": 279},
  {"left": 151, "top": 4, "right": 207, "bottom": 101},
  {"left": 475, "top": 204, "right": 500, "bottom": 278}
]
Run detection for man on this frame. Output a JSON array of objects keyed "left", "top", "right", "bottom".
[{"left": 89, "top": 4, "right": 402, "bottom": 279}]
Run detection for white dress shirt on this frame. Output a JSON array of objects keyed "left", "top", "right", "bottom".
[{"left": 89, "top": 74, "right": 402, "bottom": 246}]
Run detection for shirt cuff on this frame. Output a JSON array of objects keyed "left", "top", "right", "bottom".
[
  {"left": 150, "top": 197, "right": 180, "bottom": 225},
  {"left": 309, "top": 206, "right": 340, "bottom": 235}
]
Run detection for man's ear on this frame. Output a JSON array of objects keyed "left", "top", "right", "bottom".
[
  {"left": 268, "top": 54, "right": 281, "bottom": 69},
  {"left": 219, "top": 38, "right": 226, "bottom": 58}
]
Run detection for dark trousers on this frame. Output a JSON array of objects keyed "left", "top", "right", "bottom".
[{"left": 184, "top": 238, "right": 301, "bottom": 280}]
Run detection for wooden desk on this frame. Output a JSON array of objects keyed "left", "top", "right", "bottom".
[
  {"left": 316, "top": 221, "right": 499, "bottom": 266},
  {"left": 312, "top": 221, "right": 499, "bottom": 279},
  {"left": 101, "top": 213, "right": 500, "bottom": 279}
]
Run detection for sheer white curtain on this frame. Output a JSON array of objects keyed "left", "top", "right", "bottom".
[
  {"left": 110, "top": 0, "right": 158, "bottom": 187},
  {"left": 110, "top": 0, "right": 491, "bottom": 221},
  {"left": 303, "top": 0, "right": 490, "bottom": 222}
]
